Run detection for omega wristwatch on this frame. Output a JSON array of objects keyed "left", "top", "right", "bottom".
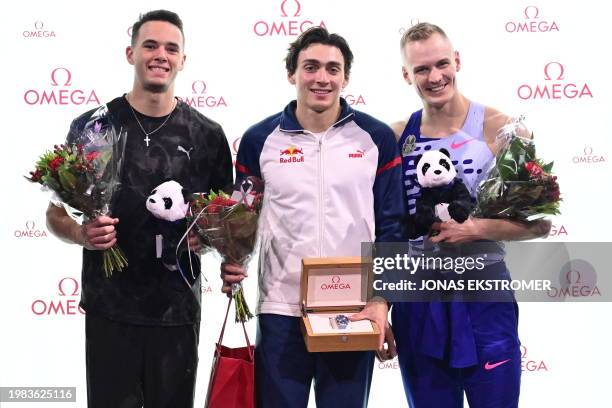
[{"left": 329, "top": 314, "right": 350, "bottom": 330}]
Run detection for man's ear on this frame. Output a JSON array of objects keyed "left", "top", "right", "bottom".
[
  {"left": 402, "top": 66, "right": 412, "bottom": 85},
  {"left": 126, "top": 46, "right": 134, "bottom": 65},
  {"left": 178, "top": 54, "right": 186, "bottom": 71},
  {"left": 454, "top": 50, "right": 461, "bottom": 72},
  {"left": 288, "top": 71, "right": 296, "bottom": 85}
]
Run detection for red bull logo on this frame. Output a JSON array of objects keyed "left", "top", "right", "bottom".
[
  {"left": 279, "top": 146, "right": 305, "bottom": 163},
  {"left": 280, "top": 146, "right": 303, "bottom": 156}
]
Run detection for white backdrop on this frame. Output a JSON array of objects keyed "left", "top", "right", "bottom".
[{"left": 2, "top": 0, "right": 611, "bottom": 407}]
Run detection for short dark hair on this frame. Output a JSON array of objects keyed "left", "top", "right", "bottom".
[
  {"left": 285, "top": 27, "right": 353, "bottom": 79},
  {"left": 131, "top": 10, "right": 184, "bottom": 46}
]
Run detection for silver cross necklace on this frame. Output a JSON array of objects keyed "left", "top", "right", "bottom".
[{"left": 125, "top": 95, "right": 177, "bottom": 147}]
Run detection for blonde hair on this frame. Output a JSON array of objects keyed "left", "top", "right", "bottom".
[{"left": 400, "top": 22, "right": 448, "bottom": 49}]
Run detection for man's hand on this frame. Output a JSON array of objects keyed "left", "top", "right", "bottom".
[
  {"left": 349, "top": 298, "right": 397, "bottom": 360},
  {"left": 220, "top": 263, "right": 247, "bottom": 297},
  {"left": 429, "top": 217, "right": 552, "bottom": 244},
  {"left": 80, "top": 216, "right": 119, "bottom": 250},
  {"left": 429, "top": 218, "right": 481, "bottom": 244}
]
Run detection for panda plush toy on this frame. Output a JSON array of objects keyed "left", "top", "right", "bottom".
[
  {"left": 406, "top": 148, "right": 474, "bottom": 239},
  {"left": 145, "top": 180, "right": 189, "bottom": 271}
]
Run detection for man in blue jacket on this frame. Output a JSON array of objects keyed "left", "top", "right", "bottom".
[{"left": 222, "top": 27, "right": 403, "bottom": 407}]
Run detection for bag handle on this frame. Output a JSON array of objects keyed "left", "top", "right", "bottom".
[{"left": 217, "top": 297, "right": 253, "bottom": 359}]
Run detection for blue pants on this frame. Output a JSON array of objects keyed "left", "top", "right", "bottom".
[
  {"left": 392, "top": 303, "right": 521, "bottom": 408},
  {"left": 255, "top": 314, "right": 375, "bottom": 408}
]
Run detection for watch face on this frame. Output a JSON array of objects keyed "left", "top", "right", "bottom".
[{"left": 335, "top": 314, "right": 350, "bottom": 329}]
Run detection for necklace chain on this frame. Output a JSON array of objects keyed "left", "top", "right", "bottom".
[{"left": 125, "top": 95, "right": 177, "bottom": 145}]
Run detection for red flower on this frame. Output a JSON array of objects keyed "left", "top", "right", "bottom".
[
  {"left": 86, "top": 151, "right": 100, "bottom": 161},
  {"left": 205, "top": 196, "right": 238, "bottom": 213},
  {"left": 211, "top": 196, "right": 237, "bottom": 206},
  {"left": 29, "top": 169, "right": 43, "bottom": 182},
  {"left": 206, "top": 204, "right": 222, "bottom": 214},
  {"left": 525, "top": 161, "right": 543, "bottom": 179},
  {"left": 546, "top": 177, "right": 561, "bottom": 201},
  {"left": 49, "top": 156, "right": 65, "bottom": 171}
]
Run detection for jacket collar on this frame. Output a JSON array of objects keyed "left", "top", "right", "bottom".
[{"left": 279, "top": 97, "right": 354, "bottom": 134}]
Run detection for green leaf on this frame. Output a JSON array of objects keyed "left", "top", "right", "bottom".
[
  {"left": 508, "top": 138, "right": 522, "bottom": 160},
  {"left": 524, "top": 139, "right": 536, "bottom": 162},
  {"left": 498, "top": 162, "right": 517, "bottom": 181},
  {"left": 44, "top": 175, "right": 62, "bottom": 192},
  {"left": 58, "top": 168, "right": 77, "bottom": 190},
  {"left": 542, "top": 161, "right": 554, "bottom": 173}
]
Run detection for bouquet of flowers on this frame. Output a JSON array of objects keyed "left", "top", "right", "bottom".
[
  {"left": 474, "top": 117, "right": 561, "bottom": 221},
  {"left": 189, "top": 177, "right": 264, "bottom": 323},
  {"left": 26, "top": 107, "right": 128, "bottom": 276}
]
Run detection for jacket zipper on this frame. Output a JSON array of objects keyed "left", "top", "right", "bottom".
[{"left": 317, "top": 135, "right": 324, "bottom": 256}]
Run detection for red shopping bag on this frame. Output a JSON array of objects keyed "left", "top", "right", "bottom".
[{"left": 205, "top": 298, "right": 255, "bottom": 408}]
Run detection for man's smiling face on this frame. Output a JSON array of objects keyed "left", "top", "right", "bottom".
[
  {"left": 402, "top": 33, "right": 461, "bottom": 108},
  {"left": 289, "top": 43, "right": 348, "bottom": 114},
  {"left": 127, "top": 20, "right": 185, "bottom": 93}
]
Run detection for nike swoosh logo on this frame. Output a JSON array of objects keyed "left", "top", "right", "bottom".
[
  {"left": 450, "top": 138, "right": 477, "bottom": 149},
  {"left": 484, "top": 359, "right": 511, "bottom": 370}
]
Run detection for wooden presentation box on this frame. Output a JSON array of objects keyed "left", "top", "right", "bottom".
[{"left": 300, "top": 257, "right": 379, "bottom": 352}]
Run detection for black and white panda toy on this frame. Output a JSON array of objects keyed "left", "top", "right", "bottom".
[
  {"left": 406, "top": 148, "right": 474, "bottom": 239},
  {"left": 145, "top": 180, "right": 189, "bottom": 270}
]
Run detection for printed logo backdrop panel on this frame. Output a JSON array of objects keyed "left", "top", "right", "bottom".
[{"left": 2, "top": 0, "right": 611, "bottom": 407}]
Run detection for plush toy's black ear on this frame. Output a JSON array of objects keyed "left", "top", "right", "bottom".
[
  {"left": 439, "top": 148, "right": 450, "bottom": 158},
  {"left": 181, "top": 188, "right": 189, "bottom": 204},
  {"left": 414, "top": 154, "right": 423, "bottom": 167}
]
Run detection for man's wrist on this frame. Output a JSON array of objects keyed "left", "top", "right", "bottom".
[
  {"left": 471, "top": 218, "right": 487, "bottom": 240},
  {"left": 369, "top": 296, "right": 390, "bottom": 310},
  {"left": 71, "top": 223, "right": 86, "bottom": 247}
]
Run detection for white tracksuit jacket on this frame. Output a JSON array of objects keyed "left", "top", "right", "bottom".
[{"left": 236, "top": 99, "right": 403, "bottom": 317}]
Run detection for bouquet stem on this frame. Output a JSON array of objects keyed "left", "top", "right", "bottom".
[
  {"left": 102, "top": 244, "right": 128, "bottom": 278},
  {"left": 231, "top": 283, "right": 253, "bottom": 323}
]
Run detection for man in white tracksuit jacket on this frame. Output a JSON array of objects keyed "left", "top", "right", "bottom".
[{"left": 222, "top": 27, "right": 404, "bottom": 408}]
